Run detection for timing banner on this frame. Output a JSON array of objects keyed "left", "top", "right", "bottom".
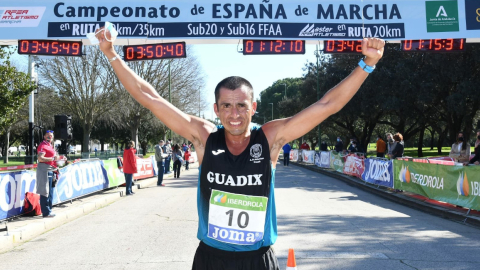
[
  {"left": 0, "top": 170, "right": 36, "bottom": 220},
  {"left": 1, "top": 1, "right": 479, "bottom": 42},
  {"left": 329, "top": 151, "right": 345, "bottom": 173},
  {"left": 362, "top": 158, "right": 393, "bottom": 188},
  {"left": 302, "top": 150, "right": 315, "bottom": 164},
  {"left": 394, "top": 160, "right": 480, "bottom": 210}
]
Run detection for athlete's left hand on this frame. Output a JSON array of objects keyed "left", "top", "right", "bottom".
[{"left": 361, "top": 38, "right": 385, "bottom": 67}]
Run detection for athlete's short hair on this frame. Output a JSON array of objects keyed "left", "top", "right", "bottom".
[{"left": 214, "top": 76, "right": 254, "bottom": 105}]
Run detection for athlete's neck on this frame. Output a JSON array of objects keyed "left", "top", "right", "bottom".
[{"left": 225, "top": 130, "right": 251, "bottom": 156}]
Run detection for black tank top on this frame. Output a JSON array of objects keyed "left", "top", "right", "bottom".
[{"left": 199, "top": 126, "right": 271, "bottom": 198}]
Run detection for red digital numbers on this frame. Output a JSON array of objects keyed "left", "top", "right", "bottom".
[
  {"left": 401, "top": 39, "right": 465, "bottom": 52},
  {"left": 123, "top": 42, "right": 186, "bottom": 61},
  {"left": 243, "top": 40, "right": 305, "bottom": 55},
  {"left": 18, "top": 40, "right": 83, "bottom": 56},
  {"left": 324, "top": 40, "right": 363, "bottom": 54}
]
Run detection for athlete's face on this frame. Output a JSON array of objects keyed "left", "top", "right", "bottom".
[{"left": 214, "top": 86, "right": 257, "bottom": 137}]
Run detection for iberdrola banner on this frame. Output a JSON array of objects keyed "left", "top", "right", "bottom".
[
  {"left": 394, "top": 160, "right": 480, "bottom": 210},
  {"left": 329, "top": 151, "right": 345, "bottom": 173}
]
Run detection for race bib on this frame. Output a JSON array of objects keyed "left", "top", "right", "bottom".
[{"left": 208, "top": 189, "right": 268, "bottom": 245}]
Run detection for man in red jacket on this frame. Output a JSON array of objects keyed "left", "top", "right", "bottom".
[{"left": 122, "top": 140, "right": 138, "bottom": 196}]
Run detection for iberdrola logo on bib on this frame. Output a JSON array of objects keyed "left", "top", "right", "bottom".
[{"left": 214, "top": 193, "right": 227, "bottom": 203}]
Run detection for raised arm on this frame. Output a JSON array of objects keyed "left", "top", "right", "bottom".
[
  {"left": 95, "top": 28, "right": 214, "bottom": 161},
  {"left": 263, "top": 38, "right": 385, "bottom": 156}
]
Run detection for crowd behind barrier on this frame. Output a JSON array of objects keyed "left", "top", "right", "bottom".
[
  {"left": 0, "top": 154, "right": 180, "bottom": 221},
  {"left": 289, "top": 149, "right": 480, "bottom": 211}
]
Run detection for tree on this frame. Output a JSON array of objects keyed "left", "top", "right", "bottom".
[
  {"left": 0, "top": 46, "right": 35, "bottom": 162},
  {"left": 38, "top": 46, "right": 122, "bottom": 154}
]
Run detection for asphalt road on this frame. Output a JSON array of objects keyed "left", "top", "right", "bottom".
[{"left": 1, "top": 162, "right": 480, "bottom": 270}]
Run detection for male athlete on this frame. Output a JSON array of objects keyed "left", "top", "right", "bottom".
[{"left": 96, "top": 29, "right": 384, "bottom": 269}]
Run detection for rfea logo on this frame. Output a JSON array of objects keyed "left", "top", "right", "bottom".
[
  {"left": 214, "top": 194, "right": 227, "bottom": 203},
  {"left": 456, "top": 172, "right": 469, "bottom": 196},
  {"left": 399, "top": 165, "right": 411, "bottom": 183}
]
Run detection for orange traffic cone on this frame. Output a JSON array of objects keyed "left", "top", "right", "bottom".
[{"left": 286, "top": 248, "right": 297, "bottom": 270}]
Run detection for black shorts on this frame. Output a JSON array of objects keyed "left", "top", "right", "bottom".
[{"left": 192, "top": 241, "right": 280, "bottom": 270}]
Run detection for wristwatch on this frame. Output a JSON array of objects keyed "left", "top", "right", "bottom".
[{"left": 358, "top": 58, "right": 375, "bottom": 73}]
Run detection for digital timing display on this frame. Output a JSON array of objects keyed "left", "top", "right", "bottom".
[
  {"left": 18, "top": 40, "right": 83, "bottom": 56},
  {"left": 401, "top": 39, "right": 465, "bottom": 52},
  {"left": 323, "top": 40, "right": 363, "bottom": 53},
  {"left": 123, "top": 42, "right": 187, "bottom": 61},
  {"left": 242, "top": 40, "right": 305, "bottom": 55}
]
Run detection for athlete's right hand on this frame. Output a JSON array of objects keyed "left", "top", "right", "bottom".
[{"left": 95, "top": 27, "right": 115, "bottom": 56}]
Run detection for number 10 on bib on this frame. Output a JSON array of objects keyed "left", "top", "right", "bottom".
[{"left": 208, "top": 190, "right": 268, "bottom": 245}]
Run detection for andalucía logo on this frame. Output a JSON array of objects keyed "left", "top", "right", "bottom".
[
  {"left": 214, "top": 193, "right": 227, "bottom": 203},
  {"left": 456, "top": 172, "right": 469, "bottom": 196},
  {"left": 398, "top": 165, "right": 411, "bottom": 183}
]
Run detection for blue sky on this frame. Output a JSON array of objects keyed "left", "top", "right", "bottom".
[{"left": 192, "top": 44, "right": 320, "bottom": 120}]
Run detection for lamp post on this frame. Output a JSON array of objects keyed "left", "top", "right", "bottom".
[
  {"left": 269, "top": 103, "right": 273, "bottom": 121},
  {"left": 314, "top": 45, "right": 325, "bottom": 150}
]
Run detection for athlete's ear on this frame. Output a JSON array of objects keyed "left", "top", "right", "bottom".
[{"left": 251, "top": 101, "right": 257, "bottom": 116}]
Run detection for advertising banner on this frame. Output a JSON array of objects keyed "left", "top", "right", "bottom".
[
  {"left": 103, "top": 159, "right": 125, "bottom": 187},
  {"left": 134, "top": 156, "right": 154, "bottom": 179},
  {"left": 394, "top": 160, "right": 480, "bottom": 210},
  {"left": 320, "top": 151, "right": 331, "bottom": 168},
  {"left": 0, "top": 170, "right": 36, "bottom": 220},
  {"left": 52, "top": 160, "right": 109, "bottom": 204},
  {"left": 330, "top": 151, "right": 345, "bottom": 173},
  {"left": 314, "top": 152, "right": 321, "bottom": 167},
  {"left": 362, "top": 158, "right": 393, "bottom": 188},
  {"left": 1, "top": 1, "right": 479, "bottom": 42},
  {"left": 302, "top": 150, "right": 315, "bottom": 164},
  {"left": 290, "top": 150, "right": 299, "bottom": 162},
  {"left": 343, "top": 155, "right": 365, "bottom": 178}
]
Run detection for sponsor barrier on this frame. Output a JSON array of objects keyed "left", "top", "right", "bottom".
[
  {"left": 290, "top": 150, "right": 299, "bottom": 162},
  {"left": 319, "top": 151, "right": 331, "bottom": 168},
  {"left": 362, "top": 158, "right": 393, "bottom": 188},
  {"left": 329, "top": 151, "right": 345, "bottom": 173},
  {"left": 0, "top": 156, "right": 157, "bottom": 220},
  {"left": 343, "top": 154, "right": 365, "bottom": 178},
  {"left": 394, "top": 160, "right": 480, "bottom": 210},
  {"left": 134, "top": 156, "right": 154, "bottom": 179},
  {"left": 302, "top": 150, "right": 315, "bottom": 164},
  {"left": 0, "top": 170, "right": 36, "bottom": 220}
]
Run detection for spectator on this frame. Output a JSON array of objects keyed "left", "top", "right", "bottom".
[
  {"left": 123, "top": 141, "right": 137, "bottom": 195},
  {"left": 36, "top": 130, "right": 63, "bottom": 218},
  {"left": 386, "top": 133, "right": 397, "bottom": 158},
  {"left": 335, "top": 137, "right": 343, "bottom": 152},
  {"left": 348, "top": 140, "right": 358, "bottom": 153},
  {"left": 466, "top": 130, "right": 480, "bottom": 165},
  {"left": 155, "top": 140, "right": 167, "bottom": 186},
  {"left": 320, "top": 141, "right": 328, "bottom": 151},
  {"left": 172, "top": 144, "right": 184, "bottom": 178},
  {"left": 300, "top": 141, "right": 310, "bottom": 150},
  {"left": 182, "top": 143, "right": 189, "bottom": 152},
  {"left": 450, "top": 132, "right": 471, "bottom": 163},
  {"left": 376, "top": 135, "right": 387, "bottom": 158},
  {"left": 184, "top": 147, "right": 192, "bottom": 170},
  {"left": 163, "top": 140, "right": 173, "bottom": 174},
  {"left": 390, "top": 133, "right": 404, "bottom": 159},
  {"left": 282, "top": 143, "right": 292, "bottom": 166}
]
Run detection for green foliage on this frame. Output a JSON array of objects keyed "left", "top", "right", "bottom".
[{"left": 0, "top": 46, "right": 35, "bottom": 133}]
